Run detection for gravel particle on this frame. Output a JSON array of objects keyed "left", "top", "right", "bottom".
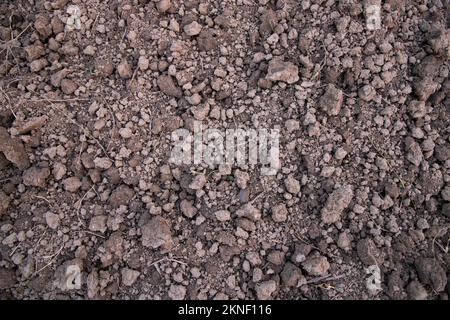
[
  {"left": 271, "top": 203, "right": 288, "bottom": 222},
  {"left": 109, "top": 185, "right": 134, "bottom": 207},
  {"left": 281, "top": 262, "right": 303, "bottom": 287},
  {"left": 358, "top": 85, "right": 376, "bottom": 102},
  {"left": 236, "top": 203, "right": 261, "bottom": 221},
  {"left": 0, "top": 127, "right": 30, "bottom": 170},
  {"left": 60, "top": 79, "right": 78, "bottom": 94},
  {"left": 184, "top": 21, "right": 202, "bottom": 36},
  {"left": 95, "top": 59, "right": 114, "bottom": 77},
  {"left": 94, "top": 157, "right": 113, "bottom": 170},
  {"left": 117, "top": 60, "right": 133, "bottom": 79},
  {"left": 415, "top": 258, "right": 447, "bottom": 292},
  {"left": 320, "top": 84, "right": 344, "bottom": 116},
  {"left": 321, "top": 185, "right": 353, "bottom": 224},
  {"left": 266, "top": 58, "right": 299, "bottom": 84},
  {"left": 408, "top": 100, "right": 426, "bottom": 118},
  {"left": 16, "top": 116, "right": 48, "bottom": 135},
  {"left": 301, "top": 256, "right": 330, "bottom": 276},
  {"left": 52, "top": 162, "right": 67, "bottom": 180},
  {"left": 168, "top": 284, "right": 186, "bottom": 300},
  {"left": 405, "top": 137, "right": 423, "bottom": 166},
  {"left": 121, "top": 268, "right": 140, "bottom": 286},
  {"left": 267, "top": 250, "right": 285, "bottom": 266},
  {"left": 180, "top": 199, "right": 197, "bottom": 218},
  {"left": 214, "top": 210, "right": 231, "bottom": 222},
  {"left": 30, "top": 58, "right": 48, "bottom": 72},
  {"left": 141, "top": 216, "right": 172, "bottom": 249},
  {"left": 157, "top": 0, "right": 172, "bottom": 13},
  {"left": 23, "top": 167, "right": 50, "bottom": 187},
  {"left": 189, "top": 174, "right": 206, "bottom": 190},
  {"left": 89, "top": 215, "right": 107, "bottom": 233},
  {"left": 157, "top": 75, "right": 182, "bottom": 98},
  {"left": 138, "top": 56, "right": 149, "bottom": 71},
  {"left": 0, "top": 191, "right": 10, "bottom": 216},
  {"left": 407, "top": 281, "right": 428, "bottom": 300},
  {"left": 234, "top": 170, "right": 249, "bottom": 189},
  {"left": 186, "top": 93, "right": 202, "bottom": 105},
  {"left": 45, "top": 212, "right": 60, "bottom": 229},
  {"left": 441, "top": 185, "right": 450, "bottom": 202},
  {"left": 119, "top": 127, "right": 133, "bottom": 139},
  {"left": 255, "top": 280, "right": 277, "bottom": 300},
  {"left": 414, "top": 77, "right": 438, "bottom": 101},
  {"left": 63, "top": 177, "right": 82, "bottom": 192},
  {"left": 356, "top": 238, "right": 382, "bottom": 266},
  {"left": 198, "top": 29, "right": 218, "bottom": 51},
  {"left": 284, "top": 175, "right": 301, "bottom": 194}
]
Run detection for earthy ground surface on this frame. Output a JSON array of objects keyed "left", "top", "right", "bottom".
[{"left": 0, "top": 0, "right": 449, "bottom": 300}]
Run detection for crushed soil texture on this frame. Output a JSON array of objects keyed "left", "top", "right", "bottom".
[{"left": 0, "top": 0, "right": 449, "bottom": 300}]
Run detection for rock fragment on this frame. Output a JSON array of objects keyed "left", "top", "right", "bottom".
[
  {"left": 259, "top": 10, "right": 278, "bottom": 35},
  {"left": 265, "top": 58, "right": 299, "bottom": 84},
  {"left": 89, "top": 215, "right": 107, "bottom": 233},
  {"left": 435, "top": 144, "right": 450, "bottom": 162},
  {"left": 301, "top": 256, "right": 330, "bottom": 276},
  {"left": 184, "top": 21, "right": 202, "bottom": 36},
  {"left": 189, "top": 174, "right": 206, "bottom": 190},
  {"left": 86, "top": 270, "right": 99, "bottom": 299},
  {"left": 214, "top": 210, "right": 231, "bottom": 222},
  {"left": 414, "top": 77, "right": 438, "bottom": 101},
  {"left": 180, "top": 199, "right": 197, "bottom": 218},
  {"left": 34, "top": 15, "right": 52, "bottom": 39},
  {"left": 255, "top": 280, "right": 277, "bottom": 300},
  {"left": 63, "top": 177, "right": 82, "bottom": 192},
  {"left": 428, "top": 27, "right": 450, "bottom": 59},
  {"left": 234, "top": 170, "right": 249, "bottom": 189},
  {"left": 30, "top": 58, "right": 48, "bottom": 72},
  {"left": 408, "top": 100, "right": 426, "bottom": 118},
  {"left": 0, "top": 127, "right": 30, "bottom": 169},
  {"left": 235, "top": 203, "right": 261, "bottom": 221},
  {"left": 109, "top": 185, "right": 134, "bottom": 207},
  {"left": 319, "top": 84, "right": 344, "bottom": 116},
  {"left": 50, "top": 69, "right": 70, "bottom": 87},
  {"left": 0, "top": 191, "right": 10, "bottom": 216},
  {"left": 16, "top": 116, "right": 48, "bottom": 135},
  {"left": 141, "top": 216, "right": 172, "bottom": 249},
  {"left": 321, "top": 185, "right": 353, "bottom": 224},
  {"left": 198, "top": 29, "right": 218, "bottom": 51},
  {"left": 157, "top": 75, "right": 182, "bottom": 98},
  {"left": 22, "top": 167, "right": 50, "bottom": 187},
  {"left": 94, "top": 157, "right": 113, "bottom": 170},
  {"left": 156, "top": 0, "right": 172, "bottom": 13},
  {"left": 168, "top": 284, "right": 186, "bottom": 300},
  {"left": 356, "top": 238, "right": 382, "bottom": 266},
  {"left": 117, "top": 60, "right": 133, "bottom": 79},
  {"left": 442, "top": 185, "right": 450, "bottom": 201},
  {"left": 284, "top": 175, "right": 300, "bottom": 194},
  {"left": 358, "top": 84, "right": 376, "bottom": 102},
  {"left": 271, "top": 204, "right": 288, "bottom": 222},
  {"left": 406, "top": 281, "right": 428, "bottom": 300},
  {"left": 25, "top": 43, "right": 45, "bottom": 61},
  {"left": 94, "top": 59, "right": 114, "bottom": 77},
  {"left": 121, "top": 268, "right": 140, "bottom": 286},
  {"left": 405, "top": 137, "right": 423, "bottom": 166},
  {"left": 280, "top": 262, "right": 303, "bottom": 287},
  {"left": 138, "top": 56, "right": 149, "bottom": 71},
  {"left": 45, "top": 212, "right": 60, "bottom": 229},
  {"left": 61, "top": 79, "right": 78, "bottom": 94},
  {"left": 415, "top": 258, "right": 447, "bottom": 292}
]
